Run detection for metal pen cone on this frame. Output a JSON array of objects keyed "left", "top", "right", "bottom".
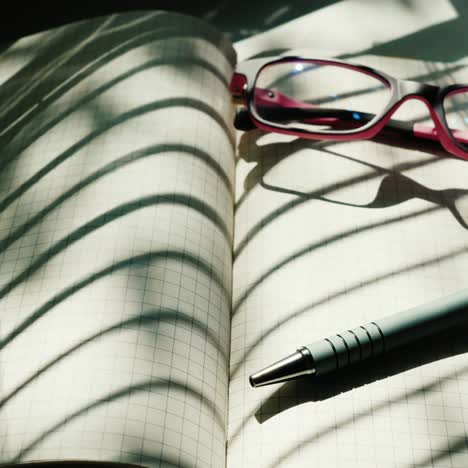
[{"left": 249, "top": 348, "right": 315, "bottom": 387}]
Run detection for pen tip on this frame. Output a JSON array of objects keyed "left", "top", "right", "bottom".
[
  {"left": 249, "top": 374, "right": 256, "bottom": 387},
  {"left": 249, "top": 349, "right": 314, "bottom": 387}
]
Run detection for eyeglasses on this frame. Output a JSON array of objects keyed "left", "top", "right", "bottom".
[{"left": 230, "top": 56, "right": 468, "bottom": 161}]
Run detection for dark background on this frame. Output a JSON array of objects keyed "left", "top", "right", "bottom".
[
  {"left": 1, "top": 1, "right": 211, "bottom": 40},
  {"left": 1, "top": 1, "right": 338, "bottom": 42},
  {"left": 3, "top": 1, "right": 468, "bottom": 63}
]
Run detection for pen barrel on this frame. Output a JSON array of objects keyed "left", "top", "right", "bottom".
[
  {"left": 305, "top": 290, "right": 468, "bottom": 377},
  {"left": 378, "top": 290, "right": 468, "bottom": 350}
]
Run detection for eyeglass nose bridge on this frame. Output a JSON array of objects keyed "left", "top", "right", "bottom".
[{"left": 397, "top": 79, "right": 439, "bottom": 103}]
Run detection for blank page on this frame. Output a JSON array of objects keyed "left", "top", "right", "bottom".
[
  {"left": 0, "top": 11, "right": 235, "bottom": 468},
  {"left": 228, "top": 55, "right": 468, "bottom": 468}
]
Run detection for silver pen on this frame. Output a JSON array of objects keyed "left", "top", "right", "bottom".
[{"left": 250, "top": 289, "right": 468, "bottom": 387}]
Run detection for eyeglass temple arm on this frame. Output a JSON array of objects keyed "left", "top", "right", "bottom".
[
  {"left": 238, "top": 87, "right": 468, "bottom": 145},
  {"left": 413, "top": 123, "right": 468, "bottom": 145}
]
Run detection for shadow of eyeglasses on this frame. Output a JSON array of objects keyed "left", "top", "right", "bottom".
[{"left": 235, "top": 109, "right": 468, "bottom": 232}]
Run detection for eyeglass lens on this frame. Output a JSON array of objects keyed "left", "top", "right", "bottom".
[
  {"left": 443, "top": 89, "right": 468, "bottom": 150},
  {"left": 253, "top": 59, "right": 391, "bottom": 133}
]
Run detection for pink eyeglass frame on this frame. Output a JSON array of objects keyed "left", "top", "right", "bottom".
[{"left": 230, "top": 56, "right": 468, "bottom": 161}]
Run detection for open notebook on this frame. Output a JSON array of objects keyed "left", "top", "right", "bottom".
[{"left": 1, "top": 10, "right": 468, "bottom": 468}]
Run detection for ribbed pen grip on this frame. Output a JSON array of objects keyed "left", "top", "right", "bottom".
[{"left": 304, "top": 322, "right": 385, "bottom": 376}]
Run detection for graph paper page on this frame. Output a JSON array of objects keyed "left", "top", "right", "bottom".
[
  {"left": 228, "top": 54, "right": 468, "bottom": 468},
  {"left": 0, "top": 12, "right": 236, "bottom": 468}
]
